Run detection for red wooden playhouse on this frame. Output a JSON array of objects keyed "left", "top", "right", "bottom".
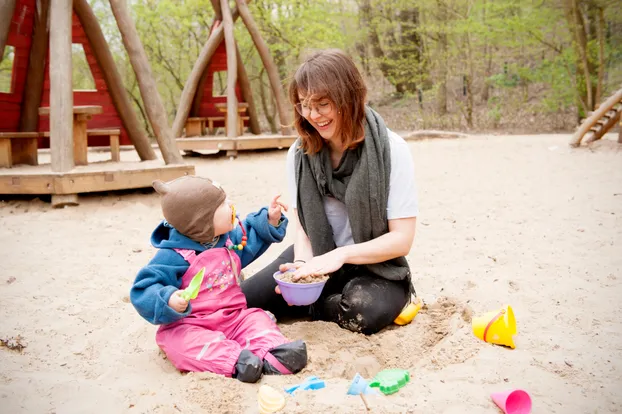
[{"left": 0, "top": 0, "right": 193, "bottom": 207}]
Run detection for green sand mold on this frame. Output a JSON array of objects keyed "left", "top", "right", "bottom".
[
  {"left": 179, "top": 268, "right": 206, "bottom": 301},
  {"left": 369, "top": 369, "right": 410, "bottom": 395}
]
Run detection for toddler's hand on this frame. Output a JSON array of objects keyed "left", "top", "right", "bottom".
[
  {"left": 168, "top": 290, "right": 188, "bottom": 313},
  {"left": 268, "top": 194, "right": 288, "bottom": 226}
]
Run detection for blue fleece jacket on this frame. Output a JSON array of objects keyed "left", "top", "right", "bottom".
[{"left": 130, "top": 207, "right": 287, "bottom": 325}]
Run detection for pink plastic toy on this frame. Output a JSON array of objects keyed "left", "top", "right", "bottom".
[{"left": 491, "top": 389, "right": 532, "bottom": 414}]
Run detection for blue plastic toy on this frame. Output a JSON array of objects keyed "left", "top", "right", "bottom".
[
  {"left": 347, "top": 373, "right": 379, "bottom": 396},
  {"left": 284, "top": 376, "right": 326, "bottom": 395}
]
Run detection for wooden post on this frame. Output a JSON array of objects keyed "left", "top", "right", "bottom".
[
  {"left": 235, "top": 0, "right": 291, "bottom": 135},
  {"left": 74, "top": 0, "right": 156, "bottom": 161},
  {"left": 173, "top": 4, "right": 249, "bottom": 137},
  {"left": 109, "top": 0, "right": 183, "bottom": 165},
  {"left": 618, "top": 119, "right": 622, "bottom": 144},
  {"left": 220, "top": 0, "right": 238, "bottom": 138},
  {"left": 0, "top": 0, "right": 16, "bottom": 63},
  {"left": 570, "top": 88, "right": 622, "bottom": 147},
  {"left": 236, "top": 45, "right": 261, "bottom": 135},
  {"left": 190, "top": 19, "right": 219, "bottom": 117},
  {"left": 49, "top": 0, "right": 77, "bottom": 206},
  {"left": 19, "top": 0, "right": 49, "bottom": 133}
]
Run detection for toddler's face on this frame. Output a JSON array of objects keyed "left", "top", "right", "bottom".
[{"left": 212, "top": 198, "right": 235, "bottom": 237}]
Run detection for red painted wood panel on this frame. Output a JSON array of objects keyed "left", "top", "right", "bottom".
[
  {"left": 0, "top": 0, "right": 35, "bottom": 132},
  {"left": 196, "top": 41, "right": 247, "bottom": 129},
  {"left": 39, "top": 11, "right": 131, "bottom": 147}
]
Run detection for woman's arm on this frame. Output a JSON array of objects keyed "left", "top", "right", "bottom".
[
  {"left": 292, "top": 216, "right": 416, "bottom": 279},
  {"left": 292, "top": 209, "right": 314, "bottom": 263}
]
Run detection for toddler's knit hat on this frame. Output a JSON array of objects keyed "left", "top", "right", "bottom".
[{"left": 152, "top": 176, "right": 226, "bottom": 243}]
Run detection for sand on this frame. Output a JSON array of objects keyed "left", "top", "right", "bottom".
[{"left": 1, "top": 133, "right": 621, "bottom": 413}]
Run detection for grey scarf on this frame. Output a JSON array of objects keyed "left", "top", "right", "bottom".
[{"left": 295, "top": 106, "right": 412, "bottom": 286}]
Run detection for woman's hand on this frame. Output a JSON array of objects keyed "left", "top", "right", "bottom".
[
  {"left": 268, "top": 194, "right": 288, "bottom": 226},
  {"left": 292, "top": 249, "right": 346, "bottom": 281}
]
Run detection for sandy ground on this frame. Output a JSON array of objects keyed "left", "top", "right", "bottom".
[{"left": 1, "top": 133, "right": 621, "bottom": 414}]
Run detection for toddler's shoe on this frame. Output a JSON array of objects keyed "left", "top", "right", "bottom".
[{"left": 233, "top": 349, "right": 263, "bottom": 383}]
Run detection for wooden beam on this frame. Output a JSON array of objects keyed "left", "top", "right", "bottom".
[
  {"left": 235, "top": 0, "right": 291, "bottom": 135},
  {"left": 49, "top": 0, "right": 74, "bottom": 173},
  {"left": 173, "top": 3, "right": 250, "bottom": 137},
  {"left": 19, "top": 0, "right": 49, "bottom": 133},
  {"left": 220, "top": 0, "right": 238, "bottom": 138},
  {"left": 210, "top": 0, "right": 222, "bottom": 20},
  {"left": 190, "top": 19, "right": 219, "bottom": 117},
  {"left": 0, "top": 0, "right": 16, "bottom": 63},
  {"left": 570, "top": 88, "right": 622, "bottom": 147},
  {"left": 73, "top": 0, "right": 156, "bottom": 161},
  {"left": 236, "top": 45, "right": 261, "bottom": 134},
  {"left": 109, "top": 0, "right": 183, "bottom": 165}
]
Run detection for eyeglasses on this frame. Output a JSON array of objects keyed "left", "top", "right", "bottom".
[{"left": 295, "top": 99, "right": 333, "bottom": 117}]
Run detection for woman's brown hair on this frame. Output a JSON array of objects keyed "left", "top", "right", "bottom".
[{"left": 288, "top": 49, "right": 367, "bottom": 154}]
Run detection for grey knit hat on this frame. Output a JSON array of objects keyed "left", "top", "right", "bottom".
[{"left": 153, "top": 176, "right": 227, "bottom": 243}]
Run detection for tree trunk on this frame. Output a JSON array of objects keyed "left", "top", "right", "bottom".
[
  {"left": 220, "top": 0, "right": 238, "bottom": 138},
  {"left": 109, "top": 0, "right": 182, "bottom": 164},
  {"left": 0, "top": 0, "right": 16, "bottom": 63},
  {"left": 236, "top": 45, "right": 261, "bottom": 134},
  {"left": 19, "top": 0, "right": 49, "bottom": 132},
  {"left": 235, "top": 0, "right": 291, "bottom": 135},
  {"left": 74, "top": 0, "right": 156, "bottom": 161},
  {"left": 49, "top": 0, "right": 74, "bottom": 172},
  {"left": 566, "top": 0, "right": 593, "bottom": 110},
  {"left": 595, "top": 6, "right": 605, "bottom": 105}
]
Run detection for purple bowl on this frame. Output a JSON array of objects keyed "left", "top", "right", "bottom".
[{"left": 273, "top": 271, "right": 327, "bottom": 306}]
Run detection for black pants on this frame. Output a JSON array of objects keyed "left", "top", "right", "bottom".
[{"left": 241, "top": 245, "right": 410, "bottom": 335}]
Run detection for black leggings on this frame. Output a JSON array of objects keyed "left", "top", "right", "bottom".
[{"left": 241, "top": 245, "right": 410, "bottom": 335}]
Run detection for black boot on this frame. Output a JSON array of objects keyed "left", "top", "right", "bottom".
[
  {"left": 233, "top": 349, "right": 263, "bottom": 383},
  {"left": 263, "top": 340, "right": 308, "bottom": 375}
]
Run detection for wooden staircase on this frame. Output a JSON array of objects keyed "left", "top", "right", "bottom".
[{"left": 570, "top": 88, "right": 622, "bottom": 147}]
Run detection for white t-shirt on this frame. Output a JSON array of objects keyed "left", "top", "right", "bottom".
[{"left": 286, "top": 129, "right": 419, "bottom": 247}]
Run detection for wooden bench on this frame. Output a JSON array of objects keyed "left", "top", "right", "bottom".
[
  {"left": 0, "top": 132, "right": 40, "bottom": 168},
  {"left": 185, "top": 117, "right": 209, "bottom": 137},
  {"left": 207, "top": 116, "right": 225, "bottom": 135},
  {"left": 42, "top": 128, "right": 121, "bottom": 163}
]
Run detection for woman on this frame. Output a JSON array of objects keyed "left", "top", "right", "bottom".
[{"left": 241, "top": 49, "right": 418, "bottom": 335}]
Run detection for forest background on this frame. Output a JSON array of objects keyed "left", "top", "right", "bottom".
[{"left": 2, "top": 0, "right": 621, "bottom": 135}]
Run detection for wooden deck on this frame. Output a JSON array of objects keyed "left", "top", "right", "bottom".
[
  {"left": 176, "top": 133, "right": 297, "bottom": 154},
  {"left": 0, "top": 159, "right": 194, "bottom": 206}
]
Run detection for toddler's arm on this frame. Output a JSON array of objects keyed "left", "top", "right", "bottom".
[
  {"left": 230, "top": 207, "right": 288, "bottom": 268},
  {"left": 130, "top": 249, "right": 191, "bottom": 325}
]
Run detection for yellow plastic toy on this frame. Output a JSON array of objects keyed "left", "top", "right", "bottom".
[
  {"left": 394, "top": 296, "right": 422, "bottom": 325},
  {"left": 257, "top": 385, "right": 285, "bottom": 414},
  {"left": 472, "top": 305, "right": 517, "bottom": 349}
]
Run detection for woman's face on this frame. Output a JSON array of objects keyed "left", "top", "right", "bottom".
[
  {"left": 212, "top": 198, "right": 235, "bottom": 237},
  {"left": 297, "top": 93, "right": 340, "bottom": 142}
]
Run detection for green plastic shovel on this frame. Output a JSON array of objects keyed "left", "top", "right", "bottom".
[{"left": 179, "top": 267, "right": 206, "bottom": 301}]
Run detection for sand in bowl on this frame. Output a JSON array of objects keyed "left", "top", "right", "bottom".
[{"left": 277, "top": 272, "right": 329, "bottom": 284}]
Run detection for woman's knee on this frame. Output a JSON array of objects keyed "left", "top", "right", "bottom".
[{"left": 337, "top": 277, "right": 408, "bottom": 335}]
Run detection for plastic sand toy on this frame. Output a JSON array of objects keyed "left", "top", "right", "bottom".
[
  {"left": 347, "top": 373, "right": 379, "bottom": 396},
  {"left": 472, "top": 305, "right": 517, "bottom": 348},
  {"left": 273, "top": 270, "right": 327, "bottom": 306},
  {"left": 179, "top": 268, "right": 205, "bottom": 301},
  {"left": 394, "top": 296, "right": 422, "bottom": 325},
  {"left": 491, "top": 389, "right": 532, "bottom": 414},
  {"left": 369, "top": 369, "right": 410, "bottom": 395},
  {"left": 257, "top": 385, "right": 285, "bottom": 414},
  {"left": 284, "top": 376, "right": 326, "bottom": 394}
]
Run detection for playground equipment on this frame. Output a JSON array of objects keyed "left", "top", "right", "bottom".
[
  {"left": 0, "top": 0, "right": 193, "bottom": 207},
  {"left": 173, "top": 0, "right": 297, "bottom": 157},
  {"left": 569, "top": 88, "right": 622, "bottom": 147}
]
